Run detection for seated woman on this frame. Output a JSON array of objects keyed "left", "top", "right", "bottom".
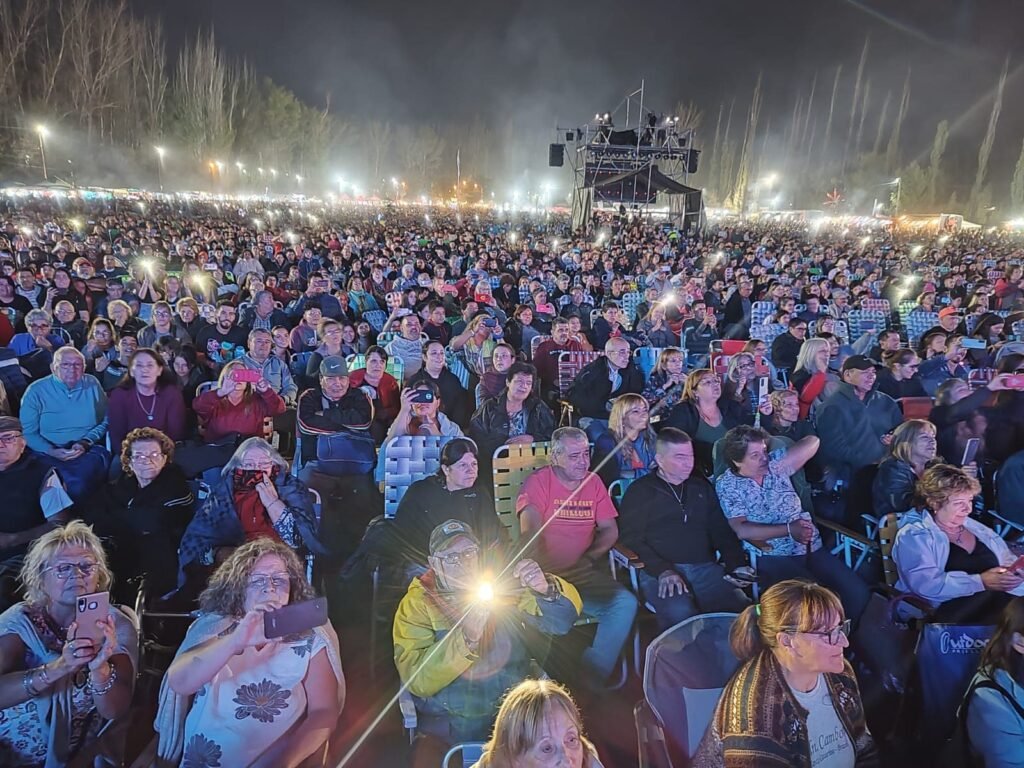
[
  {"left": 965, "top": 598, "right": 1024, "bottom": 767},
  {"left": 641, "top": 347, "right": 686, "bottom": 416},
  {"left": 348, "top": 346, "right": 401, "bottom": 443},
  {"left": 789, "top": 338, "right": 839, "bottom": 420},
  {"left": 106, "top": 348, "right": 188, "bottom": 452},
  {"left": 872, "top": 419, "right": 939, "bottom": 519},
  {"left": 393, "top": 438, "right": 501, "bottom": 565},
  {"left": 177, "top": 437, "right": 326, "bottom": 585},
  {"left": 875, "top": 348, "right": 927, "bottom": 399},
  {"left": 722, "top": 352, "right": 766, "bottom": 417},
  {"left": 474, "top": 679, "right": 604, "bottom": 768},
  {"left": 892, "top": 464, "right": 1024, "bottom": 624},
  {"left": 964, "top": 312, "right": 1004, "bottom": 368},
  {"left": 478, "top": 342, "right": 516, "bottom": 402},
  {"left": 304, "top": 318, "right": 346, "bottom": 388},
  {"left": 694, "top": 580, "right": 876, "bottom": 766},
  {"left": 160, "top": 539, "right": 345, "bottom": 768},
  {"left": 105, "top": 299, "right": 145, "bottom": 339},
  {"left": 385, "top": 380, "right": 465, "bottom": 444},
  {"left": 85, "top": 428, "right": 194, "bottom": 600},
  {"left": 636, "top": 304, "right": 679, "bottom": 348},
  {"left": 192, "top": 359, "right": 286, "bottom": 444},
  {"left": 716, "top": 425, "right": 870, "bottom": 625},
  {"left": 0, "top": 521, "right": 137, "bottom": 767},
  {"left": 663, "top": 369, "right": 767, "bottom": 478},
  {"left": 593, "top": 393, "right": 656, "bottom": 486},
  {"left": 469, "top": 362, "right": 555, "bottom": 464}
]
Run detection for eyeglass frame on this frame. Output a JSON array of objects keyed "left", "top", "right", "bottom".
[
  {"left": 43, "top": 562, "right": 99, "bottom": 579},
  {"left": 247, "top": 574, "right": 291, "bottom": 592},
  {"left": 781, "top": 619, "right": 851, "bottom": 646},
  {"left": 434, "top": 547, "right": 480, "bottom": 567},
  {"left": 130, "top": 450, "right": 166, "bottom": 464}
]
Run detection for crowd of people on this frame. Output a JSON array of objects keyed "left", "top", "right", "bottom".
[{"left": 0, "top": 195, "right": 1024, "bottom": 765}]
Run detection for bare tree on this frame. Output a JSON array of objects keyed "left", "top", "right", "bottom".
[
  {"left": 398, "top": 125, "right": 446, "bottom": 191},
  {"left": 169, "top": 29, "right": 235, "bottom": 161},
  {"left": 364, "top": 120, "right": 392, "bottom": 185},
  {"left": 970, "top": 58, "right": 1008, "bottom": 218},
  {"left": 1012, "top": 138, "right": 1024, "bottom": 212},
  {"left": 926, "top": 120, "right": 949, "bottom": 208},
  {"left": 727, "top": 73, "right": 763, "bottom": 213}
]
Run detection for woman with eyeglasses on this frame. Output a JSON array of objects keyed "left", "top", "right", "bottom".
[
  {"left": 85, "top": 428, "right": 193, "bottom": 600},
  {"left": 8, "top": 308, "right": 66, "bottom": 358},
  {"left": 0, "top": 521, "right": 137, "bottom": 767},
  {"left": 593, "top": 393, "right": 656, "bottom": 486},
  {"left": 723, "top": 352, "right": 771, "bottom": 417},
  {"left": 159, "top": 539, "right": 344, "bottom": 768},
  {"left": 876, "top": 348, "right": 927, "bottom": 399},
  {"left": 176, "top": 437, "right": 326, "bottom": 586},
  {"left": 694, "top": 580, "right": 876, "bottom": 767},
  {"left": 642, "top": 347, "right": 687, "bottom": 415}
]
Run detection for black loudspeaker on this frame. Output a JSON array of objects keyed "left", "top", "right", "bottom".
[
  {"left": 565, "top": 131, "right": 574, "bottom": 142},
  {"left": 548, "top": 143, "right": 565, "bottom": 167},
  {"left": 686, "top": 149, "right": 700, "bottom": 174}
]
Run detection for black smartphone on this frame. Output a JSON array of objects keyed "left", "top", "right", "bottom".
[
  {"left": 410, "top": 389, "right": 435, "bottom": 404},
  {"left": 263, "top": 597, "right": 328, "bottom": 640}
]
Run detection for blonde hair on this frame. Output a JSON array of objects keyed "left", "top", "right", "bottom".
[
  {"left": 476, "top": 679, "right": 597, "bottom": 768},
  {"left": 793, "top": 337, "right": 830, "bottom": 375},
  {"left": 608, "top": 393, "right": 650, "bottom": 441},
  {"left": 653, "top": 347, "right": 684, "bottom": 377},
  {"left": 888, "top": 419, "right": 936, "bottom": 465},
  {"left": 730, "top": 579, "right": 843, "bottom": 662},
  {"left": 20, "top": 521, "right": 113, "bottom": 606},
  {"left": 916, "top": 463, "right": 981, "bottom": 512},
  {"left": 682, "top": 368, "right": 717, "bottom": 403}
]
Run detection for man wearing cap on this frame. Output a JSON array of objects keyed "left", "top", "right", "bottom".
[
  {"left": 393, "top": 519, "right": 581, "bottom": 763},
  {"left": 926, "top": 306, "right": 963, "bottom": 339},
  {"left": 815, "top": 354, "right": 902, "bottom": 493},
  {"left": 0, "top": 416, "right": 73, "bottom": 606},
  {"left": 296, "top": 355, "right": 373, "bottom": 468}
]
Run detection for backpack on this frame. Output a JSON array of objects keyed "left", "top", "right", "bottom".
[{"left": 938, "top": 675, "right": 1024, "bottom": 768}]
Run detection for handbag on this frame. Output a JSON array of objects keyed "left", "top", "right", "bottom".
[{"left": 315, "top": 428, "right": 376, "bottom": 476}]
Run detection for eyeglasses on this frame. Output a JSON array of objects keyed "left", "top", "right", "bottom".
[
  {"left": 240, "top": 460, "right": 275, "bottom": 471},
  {"left": 130, "top": 451, "right": 165, "bottom": 463},
  {"left": 58, "top": 362, "right": 84, "bottom": 370},
  {"left": 248, "top": 574, "right": 290, "bottom": 592},
  {"left": 783, "top": 619, "right": 851, "bottom": 646},
  {"left": 0, "top": 433, "right": 22, "bottom": 446},
  {"left": 29, "top": 323, "right": 51, "bottom": 330},
  {"left": 436, "top": 547, "right": 479, "bottom": 566},
  {"left": 44, "top": 562, "right": 98, "bottom": 579}
]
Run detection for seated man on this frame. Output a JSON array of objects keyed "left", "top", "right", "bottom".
[
  {"left": 19, "top": 347, "right": 110, "bottom": 501},
  {"left": 617, "top": 428, "right": 752, "bottom": 630},
  {"left": 567, "top": 337, "right": 643, "bottom": 430},
  {"left": 385, "top": 312, "right": 425, "bottom": 382},
  {"left": 393, "top": 519, "right": 581, "bottom": 764},
  {"left": 533, "top": 317, "right": 585, "bottom": 402},
  {"left": 0, "top": 416, "right": 73, "bottom": 607},
  {"left": 516, "top": 427, "right": 637, "bottom": 689}
]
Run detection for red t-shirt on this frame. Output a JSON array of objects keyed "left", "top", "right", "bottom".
[{"left": 515, "top": 466, "right": 617, "bottom": 573}]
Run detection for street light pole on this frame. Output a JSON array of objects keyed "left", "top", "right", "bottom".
[{"left": 35, "top": 125, "right": 49, "bottom": 181}]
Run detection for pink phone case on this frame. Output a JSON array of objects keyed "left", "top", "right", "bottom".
[{"left": 74, "top": 591, "right": 110, "bottom": 645}]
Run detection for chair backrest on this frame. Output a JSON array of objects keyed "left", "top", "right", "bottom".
[
  {"left": 711, "top": 354, "right": 731, "bottom": 377},
  {"left": 643, "top": 612, "right": 741, "bottom": 761},
  {"left": 382, "top": 436, "right": 446, "bottom": 518},
  {"left": 847, "top": 308, "right": 889, "bottom": 340},
  {"left": 443, "top": 742, "right": 486, "bottom": 768},
  {"left": 377, "top": 330, "right": 400, "bottom": 346},
  {"left": 634, "top": 347, "right": 667, "bottom": 382},
  {"left": 492, "top": 442, "right": 552, "bottom": 540},
  {"left": 860, "top": 298, "right": 891, "bottom": 314},
  {"left": 750, "top": 301, "right": 776, "bottom": 327},
  {"left": 878, "top": 512, "right": 901, "bottom": 587},
  {"left": 346, "top": 353, "right": 404, "bottom": 382},
  {"left": 621, "top": 291, "right": 643, "bottom": 323},
  {"left": 445, "top": 349, "right": 471, "bottom": 389},
  {"left": 967, "top": 368, "right": 995, "bottom": 389},
  {"left": 590, "top": 308, "right": 601, "bottom": 326},
  {"left": 609, "top": 478, "right": 634, "bottom": 508},
  {"left": 530, "top": 334, "right": 550, "bottom": 361},
  {"left": 557, "top": 350, "right": 603, "bottom": 399},
  {"left": 719, "top": 340, "right": 746, "bottom": 356},
  {"left": 196, "top": 381, "right": 216, "bottom": 397},
  {"left": 899, "top": 396, "right": 933, "bottom": 421},
  {"left": 905, "top": 311, "right": 938, "bottom": 344},
  {"left": 361, "top": 309, "right": 388, "bottom": 333},
  {"left": 289, "top": 351, "right": 313, "bottom": 378}
]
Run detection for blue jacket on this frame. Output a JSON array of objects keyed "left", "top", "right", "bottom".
[{"left": 966, "top": 666, "right": 1024, "bottom": 768}]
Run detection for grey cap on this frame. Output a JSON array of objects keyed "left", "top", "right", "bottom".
[
  {"left": 319, "top": 355, "right": 349, "bottom": 378},
  {"left": 428, "top": 519, "right": 480, "bottom": 555}
]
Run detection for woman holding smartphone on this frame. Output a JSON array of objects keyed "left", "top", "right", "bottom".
[
  {"left": 0, "top": 521, "right": 136, "bottom": 766},
  {"left": 161, "top": 539, "right": 344, "bottom": 768},
  {"left": 192, "top": 360, "right": 286, "bottom": 444}
]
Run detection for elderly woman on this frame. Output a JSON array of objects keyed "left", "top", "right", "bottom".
[
  {"left": 8, "top": 310, "right": 66, "bottom": 380},
  {"left": 105, "top": 299, "right": 145, "bottom": 338},
  {"left": 470, "top": 362, "right": 555, "bottom": 464},
  {"left": 86, "top": 428, "right": 193, "bottom": 600},
  {"left": 694, "top": 580, "right": 876, "bottom": 767},
  {"left": 474, "top": 679, "right": 604, "bottom": 768},
  {"left": 159, "top": 539, "right": 344, "bottom": 768},
  {"left": 177, "top": 437, "right": 326, "bottom": 585},
  {"left": 106, "top": 348, "right": 188, "bottom": 452},
  {"left": 20, "top": 347, "right": 110, "bottom": 501},
  {"left": 716, "top": 425, "right": 870, "bottom": 624},
  {"left": 637, "top": 304, "right": 679, "bottom": 348},
  {"left": 663, "top": 369, "right": 766, "bottom": 478},
  {"left": 0, "top": 521, "right": 137, "bottom": 767},
  {"left": 893, "top": 464, "right": 1024, "bottom": 624},
  {"left": 789, "top": 337, "right": 840, "bottom": 420},
  {"left": 872, "top": 419, "right": 939, "bottom": 519},
  {"left": 593, "top": 393, "right": 656, "bottom": 486},
  {"left": 192, "top": 359, "right": 286, "bottom": 444},
  {"left": 642, "top": 347, "right": 687, "bottom": 415}
]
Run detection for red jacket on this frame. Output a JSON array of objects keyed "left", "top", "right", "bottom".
[{"left": 192, "top": 387, "right": 286, "bottom": 443}]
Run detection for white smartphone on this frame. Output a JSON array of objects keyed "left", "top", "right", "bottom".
[
  {"left": 758, "top": 376, "right": 769, "bottom": 400},
  {"left": 961, "top": 437, "right": 980, "bottom": 467}
]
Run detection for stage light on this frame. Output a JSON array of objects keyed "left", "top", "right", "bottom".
[{"left": 253, "top": 218, "right": 262, "bottom": 228}]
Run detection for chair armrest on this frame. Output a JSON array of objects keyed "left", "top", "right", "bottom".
[
  {"left": 815, "top": 517, "right": 878, "bottom": 549},
  {"left": 609, "top": 545, "right": 644, "bottom": 571},
  {"left": 398, "top": 687, "right": 418, "bottom": 732},
  {"left": 748, "top": 540, "right": 772, "bottom": 553}
]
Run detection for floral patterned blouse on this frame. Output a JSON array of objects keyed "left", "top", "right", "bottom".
[{"left": 180, "top": 626, "right": 327, "bottom": 768}]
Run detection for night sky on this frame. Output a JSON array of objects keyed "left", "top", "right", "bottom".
[{"left": 128, "top": 0, "right": 1024, "bottom": 183}]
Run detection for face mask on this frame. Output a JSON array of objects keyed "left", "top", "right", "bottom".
[{"left": 232, "top": 465, "right": 278, "bottom": 490}]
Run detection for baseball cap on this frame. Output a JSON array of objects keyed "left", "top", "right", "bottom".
[
  {"left": 0, "top": 416, "right": 23, "bottom": 435},
  {"left": 938, "top": 307, "right": 958, "bottom": 319},
  {"left": 428, "top": 519, "right": 480, "bottom": 555},
  {"left": 319, "top": 356, "right": 349, "bottom": 378},
  {"left": 840, "top": 355, "right": 878, "bottom": 374}
]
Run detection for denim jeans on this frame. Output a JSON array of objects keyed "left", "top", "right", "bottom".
[
  {"left": 560, "top": 561, "right": 637, "bottom": 686},
  {"left": 44, "top": 444, "right": 110, "bottom": 502},
  {"left": 638, "top": 562, "right": 750, "bottom": 631},
  {"left": 757, "top": 548, "right": 871, "bottom": 627}
]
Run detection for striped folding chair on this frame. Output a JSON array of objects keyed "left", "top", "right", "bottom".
[
  {"left": 362, "top": 310, "right": 388, "bottom": 333},
  {"left": 346, "top": 353, "right": 404, "bottom": 381},
  {"left": 905, "top": 311, "right": 938, "bottom": 345},
  {"left": 556, "top": 350, "right": 603, "bottom": 424},
  {"left": 492, "top": 442, "right": 553, "bottom": 539},
  {"left": 750, "top": 301, "right": 777, "bottom": 328},
  {"left": 382, "top": 435, "right": 446, "bottom": 518}
]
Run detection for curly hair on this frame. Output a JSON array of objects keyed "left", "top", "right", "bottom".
[
  {"left": 20, "top": 521, "right": 113, "bottom": 606},
  {"left": 120, "top": 427, "right": 176, "bottom": 475},
  {"left": 916, "top": 463, "right": 981, "bottom": 512},
  {"left": 198, "top": 538, "right": 314, "bottom": 618}
]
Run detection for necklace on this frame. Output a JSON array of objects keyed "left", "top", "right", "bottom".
[
  {"left": 937, "top": 521, "right": 965, "bottom": 545},
  {"left": 659, "top": 473, "right": 687, "bottom": 523},
  {"left": 136, "top": 389, "right": 157, "bottom": 421}
]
